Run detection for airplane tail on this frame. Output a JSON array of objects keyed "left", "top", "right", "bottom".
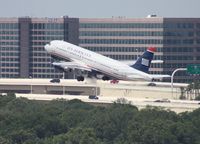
[{"left": 131, "top": 47, "right": 156, "bottom": 73}]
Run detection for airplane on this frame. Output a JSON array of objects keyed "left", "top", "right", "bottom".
[{"left": 44, "top": 40, "right": 170, "bottom": 82}]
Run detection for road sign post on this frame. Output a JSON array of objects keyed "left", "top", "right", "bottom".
[{"left": 171, "top": 68, "right": 187, "bottom": 99}]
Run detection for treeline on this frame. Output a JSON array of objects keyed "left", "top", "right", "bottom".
[{"left": 0, "top": 93, "right": 200, "bottom": 144}]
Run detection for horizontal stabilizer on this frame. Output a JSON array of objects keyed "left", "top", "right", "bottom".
[
  {"left": 150, "top": 74, "right": 171, "bottom": 80},
  {"left": 151, "top": 60, "right": 163, "bottom": 63},
  {"left": 121, "top": 60, "right": 163, "bottom": 66}
]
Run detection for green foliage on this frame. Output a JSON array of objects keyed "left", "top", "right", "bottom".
[
  {"left": 0, "top": 136, "right": 12, "bottom": 144},
  {"left": 8, "top": 129, "right": 38, "bottom": 144},
  {"left": 186, "top": 81, "right": 200, "bottom": 100},
  {"left": 179, "top": 87, "right": 186, "bottom": 100},
  {"left": 114, "top": 98, "right": 132, "bottom": 105},
  {"left": 187, "top": 81, "right": 200, "bottom": 90},
  {"left": 0, "top": 94, "right": 200, "bottom": 144},
  {"left": 43, "top": 127, "right": 101, "bottom": 144},
  {"left": 0, "top": 93, "right": 16, "bottom": 107}
]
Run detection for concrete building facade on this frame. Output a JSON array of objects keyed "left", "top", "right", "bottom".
[
  {"left": 0, "top": 17, "right": 79, "bottom": 79},
  {"left": 79, "top": 17, "right": 164, "bottom": 76},
  {"left": 79, "top": 17, "right": 200, "bottom": 83},
  {"left": 163, "top": 18, "right": 200, "bottom": 82}
]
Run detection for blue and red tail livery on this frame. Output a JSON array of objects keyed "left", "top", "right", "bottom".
[{"left": 131, "top": 47, "right": 156, "bottom": 73}]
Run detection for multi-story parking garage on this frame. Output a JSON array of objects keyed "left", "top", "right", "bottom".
[{"left": 0, "top": 16, "right": 200, "bottom": 82}]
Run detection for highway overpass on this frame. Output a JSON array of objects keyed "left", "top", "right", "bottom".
[{"left": 1, "top": 78, "right": 198, "bottom": 113}]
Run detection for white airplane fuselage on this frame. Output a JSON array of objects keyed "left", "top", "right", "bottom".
[{"left": 45, "top": 40, "right": 153, "bottom": 81}]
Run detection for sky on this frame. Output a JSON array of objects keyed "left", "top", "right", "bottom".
[{"left": 0, "top": 0, "right": 199, "bottom": 18}]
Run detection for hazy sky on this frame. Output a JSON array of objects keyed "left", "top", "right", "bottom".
[{"left": 0, "top": 0, "right": 199, "bottom": 18}]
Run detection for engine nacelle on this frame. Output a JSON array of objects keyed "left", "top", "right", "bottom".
[
  {"left": 51, "top": 55, "right": 62, "bottom": 61},
  {"left": 77, "top": 76, "right": 84, "bottom": 81}
]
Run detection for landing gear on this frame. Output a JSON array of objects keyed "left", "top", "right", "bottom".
[
  {"left": 77, "top": 76, "right": 84, "bottom": 81},
  {"left": 102, "top": 76, "right": 110, "bottom": 81}
]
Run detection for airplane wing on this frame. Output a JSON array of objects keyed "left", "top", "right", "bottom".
[
  {"left": 52, "top": 61, "right": 92, "bottom": 71},
  {"left": 121, "top": 60, "right": 163, "bottom": 66}
]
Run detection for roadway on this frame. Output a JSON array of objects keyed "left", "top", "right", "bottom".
[
  {"left": 0, "top": 78, "right": 188, "bottom": 87},
  {"left": 16, "top": 93, "right": 200, "bottom": 113}
]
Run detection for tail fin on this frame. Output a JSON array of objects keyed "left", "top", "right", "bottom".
[{"left": 131, "top": 47, "right": 156, "bottom": 73}]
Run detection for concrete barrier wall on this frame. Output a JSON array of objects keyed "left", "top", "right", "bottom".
[{"left": 100, "top": 86, "right": 181, "bottom": 100}]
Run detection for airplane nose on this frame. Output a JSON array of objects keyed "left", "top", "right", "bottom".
[{"left": 44, "top": 44, "right": 50, "bottom": 51}]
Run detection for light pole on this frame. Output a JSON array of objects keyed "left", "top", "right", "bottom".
[
  {"left": 95, "top": 83, "right": 98, "bottom": 96},
  {"left": 171, "top": 68, "right": 187, "bottom": 99},
  {"left": 63, "top": 72, "right": 65, "bottom": 79},
  {"left": 136, "top": 48, "right": 138, "bottom": 60},
  {"left": 29, "top": 75, "right": 32, "bottom": 94},
  {"left": 0, "top": 42, "right": 1, "bottom": 78},
  {"left": 63, "top": 84, "right": 65, "bottom": 95}
]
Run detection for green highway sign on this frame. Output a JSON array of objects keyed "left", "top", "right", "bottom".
[{"left": 187, "top": 64, "right": 200, "bottom": 74}]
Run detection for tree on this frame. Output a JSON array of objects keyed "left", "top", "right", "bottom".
[
  {"left": 126, "top": 108, "right": 179, "bottom": 144},
  {"left": 1, "top": 94, "right": 200, "bottom": 144},
  {"left": 179, "top": 87, "right": 186, "bottom": 100},
  {"left": 171, "top": 121, "right": 199, "bottom": 144},
  {"left": 186, "top": 81, "right": 200, "bottom": 100},
  {"left": 0, "top": 93, "right": 16, "bottom": 107},
  {"left": 43, "top": 128, "right": 101, "bottom": 144},
  {"left": 0, "top": 136, "right": 12, "bottom": 144},
  {"left": 8, "top": 129, "right": 37, "bottom": 144}
]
